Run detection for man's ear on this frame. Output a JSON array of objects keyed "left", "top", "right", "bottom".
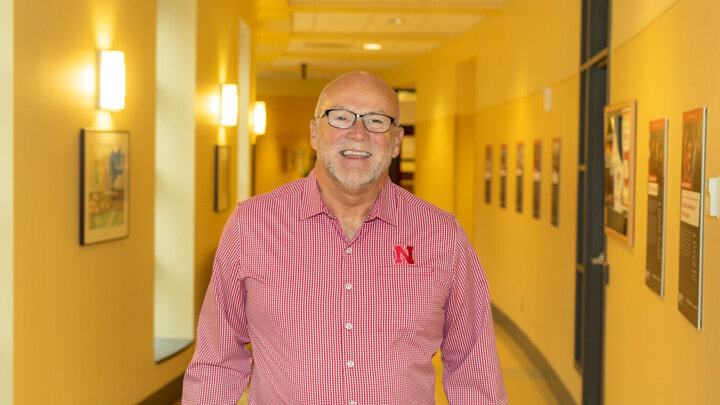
[
  {"left": 391, "top": 125, "right": 404, "bottom": 158},
  {"left": 309, "top": 119, "right": 318, "bottom": 150}
]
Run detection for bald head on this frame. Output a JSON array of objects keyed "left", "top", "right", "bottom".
[
  {"left": 309, "top": 71, "right": 404, "bottom": 194},
  {"left": 314, "top": 71, "right": 400, "bottom": 120}
]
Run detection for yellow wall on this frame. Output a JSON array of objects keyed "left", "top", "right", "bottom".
[
  {"left": 454, "top": 58, "right": 477, "bottom": 239},
  {"left": 13, "top": 0, "right": 165, "bottom": 402},
  {"left": 383, "top": 0, "right": 583, "bottom": 400},
  {"left": 253, "top": 95, "right": 316, "bottom": 195},
  {"left": 12, "top": 0, "right": 257, "bottom": 402},
  {"left": 381, "top": 0, "right": 720, "bottom": 403},
  {"left": 604, "top": 0, "right": 720, "bottom": 402},
  {"left": 194, "top": 0, "right": 236, "bottom": 310}
]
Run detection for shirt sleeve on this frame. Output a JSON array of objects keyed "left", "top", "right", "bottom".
[
  {"left": 182, "top": 206, "right": 252, "bottom": 404},
  {"left": 441, "top": 219, "right": 508, "bottom": 404}
]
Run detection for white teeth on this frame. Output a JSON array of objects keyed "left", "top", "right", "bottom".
[{"left": 342, "top": 150, "right": 371, "bottom": 157}]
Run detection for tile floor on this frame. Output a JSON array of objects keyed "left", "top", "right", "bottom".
[{"left": 176, "top": 321, "right": 560, "bottom": 404}]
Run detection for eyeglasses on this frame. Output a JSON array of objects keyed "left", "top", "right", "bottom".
[{"left": 317, "top": 109, "right": 396, "bottom": 133}]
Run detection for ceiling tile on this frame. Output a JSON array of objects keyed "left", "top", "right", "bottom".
[
  {"left": 292, "top": 12, "right": 316, "bottom": 31},
  {"left": 363, "top": 13, "right": 429, "bottom": 33},
  {"left": 311, "top": 12, "right": 373, "bottom": 32},
  {"left": 412, "top": 14, "right": 485, "bottom": 33}
]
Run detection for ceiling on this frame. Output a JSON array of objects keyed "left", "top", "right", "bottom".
[{"left": 253, "top": 0, "right": 506, "bottom": 80}]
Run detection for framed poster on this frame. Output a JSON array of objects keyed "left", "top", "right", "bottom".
[
  {"left": 603, "top": 100, "right": 637, "bottom": 246},
  {"left": 499, "top": 144, "right": 508, "bottom": 208},
  {"left": 516, "top": 142, "right": 524, "bottom": 213},
  {"left": 551, "top": 138, "right": 561, "bottom": 226},
  {"left": 678, "top": 107, "right": 707, "bottom": 329},
  {"left": 80, "top": 129, "right": 129, "bottom": 245},
  {"left": 646, "top": 118, "right": 668, "bottom": 297},
  {"left": 214, "top": 145, "right": 231, "bottom": 212},
  {"left": 484, "top": 145, "right": 492, "bottom": 204},
  {"left": 532, "top": 140, "right": 542, "bottom": 219}
]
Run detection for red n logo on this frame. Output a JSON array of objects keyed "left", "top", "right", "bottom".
[{"left": 394, "top": 245, "right": 415, "bottom": 264}]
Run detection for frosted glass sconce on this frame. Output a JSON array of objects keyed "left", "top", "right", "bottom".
[
  {"left": 253, "top": 101, "right": 266, "bottom": 135},
  {"left": 97, "top": 50, "right": 125, "bottom": 110},
  {"left": 220, "top": 84, "right": 238, "bottom": 126}
]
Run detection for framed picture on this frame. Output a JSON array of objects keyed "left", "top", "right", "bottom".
[
  {"left": 499, "top": 144, "right": 508, "bottom": 208},
  {"left": 603, "top": 99, "right": 637, "bottom": 246},
  {"left": 551, "top": 138, "right": 561, "bottom": 226},
  {"left": 80, "top": 129, "right": 130, "bottom": 245},
  {"left": 678, "top": 107, "right": 707, "bottom": 329},
  {"left": 215, "top": 145, "right": 231, "bottom": 212}
]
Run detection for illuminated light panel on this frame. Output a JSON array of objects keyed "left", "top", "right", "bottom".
[
  {"left": 220, "top": 84, "right": 238, "bottom": 126},
  {"left": 97, "top": 50, "right": 125, "bottom": 110},
  {"left": 253, "top": 101, "right": 266, "bottom": 135}
]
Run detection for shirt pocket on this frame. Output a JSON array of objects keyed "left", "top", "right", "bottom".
[{"left": 375, "top": 266, "right": 436, "bottom": 332}]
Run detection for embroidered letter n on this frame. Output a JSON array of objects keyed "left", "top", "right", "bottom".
[{"left": 394, "top": 245, "right": 415, "bottom": 264}]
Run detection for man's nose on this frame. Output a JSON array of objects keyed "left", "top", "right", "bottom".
[{"left": 346, "top": 118, "right": 369, "bottom": 139}]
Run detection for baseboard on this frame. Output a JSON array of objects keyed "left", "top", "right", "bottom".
[
  {"left": 492, "top": 305, "right": 576, "bottom": 405},
  {"left": 137, "top": 373, "right": 183, "bottom": 405}
]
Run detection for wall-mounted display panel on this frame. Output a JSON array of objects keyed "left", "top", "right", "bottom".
[
  {"left": 645, "top": 118, "right": 668, "bottom": 297},
  {"left": 678, "top": 107, "right": 707, "bottom": 330},
  {"left": 603, "top": 100, "right": 637, "bottom": 246}
]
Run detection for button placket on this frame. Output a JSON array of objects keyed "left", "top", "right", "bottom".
[{"left": 341, "top": 241, "right": 358, "bottom": 400}]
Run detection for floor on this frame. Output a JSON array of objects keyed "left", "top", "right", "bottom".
[{"left": 176, "top": 321, "right": 560, "bottom": 404}]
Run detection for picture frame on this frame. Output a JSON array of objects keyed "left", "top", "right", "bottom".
[
  {"left": 214, "top": 145, "right": 231, "bottom": 212},
  {"left": 80, "top": 129, "right": 130, "bottom": 245},
  {"left": 603, "top": 99, "right": 637, "bottom": 246}
]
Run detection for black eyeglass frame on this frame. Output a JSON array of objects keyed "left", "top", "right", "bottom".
[{"left": 317, "top": 108, "right": 397, "bottom": 133}]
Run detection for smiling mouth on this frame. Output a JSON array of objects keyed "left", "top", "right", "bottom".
[{"left": 341, "top": 150, "right": 371, "bottom": 158}]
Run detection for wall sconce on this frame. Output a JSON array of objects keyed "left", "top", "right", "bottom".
[
  {"left": 97, "top": 50, "right": 126, "bottom": 110},
  {"left": 220, "top": 84, "right": 238, "bottom": 126},
  {"left": 253, "top": 101, "right": 266, "bottom": 135}
]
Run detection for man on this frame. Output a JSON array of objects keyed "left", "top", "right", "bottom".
[{"left": 183, "top": 71, "right": 507, "bottom": 404}]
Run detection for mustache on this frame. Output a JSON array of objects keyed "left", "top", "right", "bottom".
[{"left": 331, "top": 143, "right": 375, "bottom": 153}]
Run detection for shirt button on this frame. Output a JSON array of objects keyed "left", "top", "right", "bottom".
[
  {"left": 345, "top": 247, "right": 352, "bottom": 254},
  {"left": 345, "top": 283, "right": 353, "bottom": 290},
  {"left": 346, "top": 360, "right": 355, "bottom": 368},
  {"left": 345, "top": 322, "right": 353, "bottom": 330},
  {"left": 349, "top": 401, "right": 357, "bottom": 405}
]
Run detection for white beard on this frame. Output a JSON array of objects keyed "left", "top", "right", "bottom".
[{"left": 316, "top": 137, "right": 396, "bottom": 189}]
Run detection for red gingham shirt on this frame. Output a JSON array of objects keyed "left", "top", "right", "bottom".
[{"left": 183, "top": 171, "right": 507, "bottom": 404}]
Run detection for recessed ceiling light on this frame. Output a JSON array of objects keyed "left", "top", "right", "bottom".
[
  {"left": 363, "top": 43, "right": 382, "bottom": 51},
  {"left": 391, "top": 17, "right": 404, "bottom": 25}
]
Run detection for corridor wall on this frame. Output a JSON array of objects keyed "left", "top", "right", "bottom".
[
  {"left": 384, "top": 0, "right": 720, "bottom": 402},
  {"left": 253, "top": 96, "right": 316, "bottom": 195},
  {"left": 11, "top": 0, "right": 257, "bottom": 402},
  {"left": 604, "top": 1, "right": 720, "bottom": 402},
  {"left": 13, "top": 0, "right": 161, "bottom": 402},
  {"left": 384, "top": 0, "right": 583, "bottom": 401}
]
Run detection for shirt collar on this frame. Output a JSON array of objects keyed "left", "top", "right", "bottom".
[{"left": 299, "top": 169, "right": 397, "bottom": 227}]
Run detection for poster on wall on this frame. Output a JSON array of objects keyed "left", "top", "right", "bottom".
[
  {"left": 80, "top": 129, "right": 130, "bottom": 245},
  {"left": 603, "top": 100, "right": 637, "bottom": 246},
  {"left": 533, "top": 140, "right": 542, "bottom": 219},
  {"left": 551, "top": 138, "right": 561, "bottom": 226},
  {"left": 500, "top": 144, "right": 508, "bottom": 208},
  {"left": 485, "top": 145, "right": 492, "bottom": 204},
  {"left": 678, "top": 107, "right": 707, "bottom": 330},
  {"left": 516, "top": 142, "right": 524, "bottom": 213},
  {"left": 646, "top": 119, "right": 668, "bottom": 297}
]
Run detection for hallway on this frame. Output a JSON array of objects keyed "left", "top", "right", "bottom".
[{"left": 6, "top": 1, "right": 720, "bottom": 403}]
